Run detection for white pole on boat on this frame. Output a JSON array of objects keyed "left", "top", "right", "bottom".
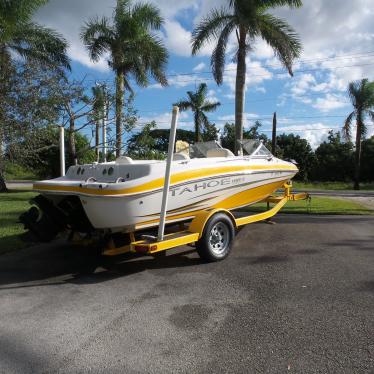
[
  {"left": 157, "top": 106, "right": 179, "bottom": 242},
  {"left": 59, "top": 126, "right": 65, "bottom": 176},
  {"left": 102, "top": 85, "right": 107, "bottom": 163}
]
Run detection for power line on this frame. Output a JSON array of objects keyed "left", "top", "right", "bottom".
[
  {"left": 166, "top": 50, "right": 374, "bottom": 78},
  {"left": 80, "top": 50, "right": 374, "bottom": 85}
]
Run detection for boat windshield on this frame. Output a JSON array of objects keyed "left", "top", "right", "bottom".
[
  {"left": 190, "top": 141, "right": 222, "bottom": 158},
  {"left": 242, "top": 139, "right": 272, "bottom": 157}
]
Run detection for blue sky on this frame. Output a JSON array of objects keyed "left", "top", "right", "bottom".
[{"left": 35, "top": 0, "right": 374, "bottom": 148}]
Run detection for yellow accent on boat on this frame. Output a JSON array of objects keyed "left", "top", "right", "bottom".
[
  {"left": 134, "top": 179, "right": 287, "bottom": 229},
  {"left": 33, "top": 164, "right": 297, "bottom": 196}
]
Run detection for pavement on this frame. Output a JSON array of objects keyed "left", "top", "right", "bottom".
[{"left": 0, "top": 214, "right": 373, "bottom": 373}]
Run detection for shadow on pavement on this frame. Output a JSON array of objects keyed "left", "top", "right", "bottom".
[{"left": 0, "top": 242, "right": 201, "bottom": 290}]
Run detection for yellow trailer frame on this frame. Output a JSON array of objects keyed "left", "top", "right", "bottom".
[{"left": 102, "top": 183, "right": 309, "bottom": 257}]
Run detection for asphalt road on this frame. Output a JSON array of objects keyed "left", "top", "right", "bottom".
[{"left": 0, "top": 215, "right": 373, "bottom": 374}]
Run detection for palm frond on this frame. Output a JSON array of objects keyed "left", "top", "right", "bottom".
[
  {"left": 10, "top": 22, "right": 70, "bottom": 69},
  {"left": 343, "top": 111, "right": 355, "bottom": 141},
  {"left": 80, "top": 16, "right": 113, "bottom": 62},
  {"left": 255, "top": 0, "right": 303, "bottom": 9},
  {"left": 191, "top": 7, "right": 234, "bottom": 55},
  {"left": 197, "top": 83, "right": 208, "bottom": 100},
  {"left": 211, "top": 20, "right": 235, "bottom": 84},
  {"left": 201, "top": 101, "right": 221, "bottom": 112},
  {"left": 132, "top": 2, "right": 163, "bottom": 30},
  {"left": 129, "top": 34, "right": 168, "bottom": 86},
  {"left": 173, "top": 100, "right": 193, "bottom": 111},
  {"left": 257, "top": 13, "right": 301, "bottom": 76},
  {"left": 369, "top": 110, "right": 374, "bottom": 123}
]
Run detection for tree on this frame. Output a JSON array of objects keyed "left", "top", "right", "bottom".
[
  {"left": 174, "top": 83, "right": 220, "bottom": 142},
  {"left": 361, "top": 136, "right": 374, "bottom": 182},
  {"left": 127, "top": 121, "right": 165, "bottom": 159},
  {"left": 81, "top": 0, "right": 168, "bottom": 158},
  {"left": 311, "top": 131, "right": 354, "bottom": 182},
  {"left": 343, "top": 79, "right": 374, "bottom": 189},
  {"left": 221, "top": 120, "right": 268, "bottom": 153},
  {"left": 91, "top": 85, "right": 106, "bottom": 161},
  {"left": 191, "top": 0, "right": 302, "bottom": 155},
  {"left": 0, "top": 0, "right": 70, "bottom": 191},
  {"left": 276, "top": 133, "right": 315, "bottom": 181}
]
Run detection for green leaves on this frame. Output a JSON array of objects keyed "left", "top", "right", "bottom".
[
  {"left": 0, "top": 0, "right": 70, "bottom": 70},
  {"left": 173, "top": 83, "right": 221, "bottom": 142}
]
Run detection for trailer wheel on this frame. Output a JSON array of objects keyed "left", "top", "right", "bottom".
[{"left": 196, "top": 213, "right": 235, "bottom": 262}]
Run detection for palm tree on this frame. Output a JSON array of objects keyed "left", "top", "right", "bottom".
[
  {"left": 191, "top": 0, "right": 302, "bottom": 155},
  {"left": 0, "top": 0, "right": 70, "bottom": 191},
  {"left": 81, "top": 0, "right": 168, "bottom": 157},
  {"left": 343, "top": 79, "right": 374, "bottom": 190},
  {"left": 91, "top": 85, "right": 105, "bottom": 161},
  {"left": 174, "top": 83, "right": 221, "bottom": 142}
]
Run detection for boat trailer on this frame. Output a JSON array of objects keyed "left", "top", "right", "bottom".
[{"left": 98, "top": 182, "right": 309, "bottom": 262}]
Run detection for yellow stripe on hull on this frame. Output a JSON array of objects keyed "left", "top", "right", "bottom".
[
  {"left": 33, "top": 164, "right": 297, "bottom": 197},
  {"left": 134, "top": 179, "right": 287, "bottom": 229}
]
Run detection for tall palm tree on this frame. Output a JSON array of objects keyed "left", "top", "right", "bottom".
[
  {"left": 91, "top": 85, "right": 105, "bottom": 161},
  {"left": 174, "top": 83, "right": 221, "bottom": 142},
  {"left": 192, "top": 0, "right": 302, "bottom": 155},
  {"left": 0, "top": 0, "right": 70, "bottom": 191},
  {"left": 343, "top": 79, "right": 374, "bottom": 190},
  {"left": 81, "top": 0, "right": 168, "bottom": 157}
]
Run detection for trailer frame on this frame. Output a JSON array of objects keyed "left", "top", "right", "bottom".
[{"left": 102, "top": 182, "right": 309, "bottom": 260}]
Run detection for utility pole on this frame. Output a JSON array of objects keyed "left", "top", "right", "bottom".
[
  {"left": 271, "top": 112, "right": 277, "bottom": 156},
  {"left": 102, "top": 84, "right": 107, "bottom": 163},
  {"left": 59, "top": 126, "right": 65, "bottom": 176}
]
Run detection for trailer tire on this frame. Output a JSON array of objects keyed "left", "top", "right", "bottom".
[{"left": 196, "top": 213, "right": 235, "bottom": 262}]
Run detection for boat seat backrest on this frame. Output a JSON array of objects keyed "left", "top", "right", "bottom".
[
  {"left": 173, "top": 153, "right": 190, "bottom": 161},
  {"left": 116, "top": 156, "right": 134, "bottom": 164},
  {"left": 206, "top": 148, "right": 235, "bottom": 158}
]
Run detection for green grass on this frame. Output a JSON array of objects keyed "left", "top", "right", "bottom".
[
  {"left": 4, "top": 162, "right": 38, "bottom": 181},
  {"left": 243, "top": 196, "right": 373, "bottom": 215},
  {"left": 0, "top": 192, "right": 372, "bottom": 256},
  {"left": 293, "top": 181, "right": 374, "bottom": 191},
  {"left": 0, "top": 191, "right": 37, "bottom": 254}
]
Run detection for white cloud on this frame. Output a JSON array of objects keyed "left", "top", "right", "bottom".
[
  {"left": 277, "top": 123, "right": 332, "bottom": 149},
  {"left": 312, "top": 94, "right": 349, "bottom": 112},
  {"left": 223, "top": 58, "right": 273, "bottom": 96},
  {"left": 193, "top": 62, "right": 206, "bottom": 72},
  {"left": 139, "top": 111, "right": 191, "bottom": 129},
  {"left": 163, "top": 20, "right": 192, "bottom": 57}
]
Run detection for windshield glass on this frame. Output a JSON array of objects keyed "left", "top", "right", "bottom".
[
  {"left": 190, "top": 141, "right": 222, "bottom": 158},
  {"left": 242, "top": 140, "right": 272, "bottom": 157}
]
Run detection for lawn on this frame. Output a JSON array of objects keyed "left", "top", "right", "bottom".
[
  {"left": 244, "top": 196, "right": 373, "bottom": 215},
  {"left": 0, "top": 191, "right": 373, "bottom": 255},
  {"left": 293, "top": 181, "right": 374, "bottom": 191},
  {"left": 0, "top": 191, "right": 37, "bottom": 254}
]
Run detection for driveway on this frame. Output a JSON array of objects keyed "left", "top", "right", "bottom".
[{"left": 0, "top": 215, "right": 373, "bottom": 373}]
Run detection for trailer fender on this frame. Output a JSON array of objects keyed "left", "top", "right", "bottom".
[{"left": 188, "top": 209, "right": 237, "bottom": 239}]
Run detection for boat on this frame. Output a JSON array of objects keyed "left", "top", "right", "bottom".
[{"left": 21, "top": 140, "right": 298, "bottom": 241}]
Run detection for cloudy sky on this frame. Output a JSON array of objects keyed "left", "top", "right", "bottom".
[{"left": 35, "top": 0, "right": 374, "bottom": 148}]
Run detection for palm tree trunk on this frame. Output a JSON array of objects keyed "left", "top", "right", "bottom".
[
  {"left": 69, "top": 118, "right": 77, "bottom": 166},
  {"left": 194, "top": 112, "right": 200, "bottom": 142},
  {"left": 234, "top": 26, "right": 247, "bottom": 156},
  {"left": 0, "top": 44, "right": 9, "bottom": 192},
  {"left": 95, "top": 118, "right": 100, "bottom": 162},
  {"left": 115, "top": 71, "right": 124, "bottom": 158},
  {"left": 354, "top": 114, "right": 362, "bottom": 190}
]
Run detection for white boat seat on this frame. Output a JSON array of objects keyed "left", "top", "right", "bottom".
[
  {"left": 173, "top": 153, "right": 190, "bottom": 161},
  {"left": 116, "top": 156, "right": 134, "bottom": 164},
  {"left": 206, "top": 148, "right": 235, "bottom": 158}
]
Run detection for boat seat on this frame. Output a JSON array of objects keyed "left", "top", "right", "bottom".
[
  {"left": 206, "top": 148, "right": 235, "bottom": 158},
  {"left": 116, "top": 156, "right": 134, "bottom": 164},
  {"left": 173, "top": 153, "right": 190, "bottom": 161}
]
